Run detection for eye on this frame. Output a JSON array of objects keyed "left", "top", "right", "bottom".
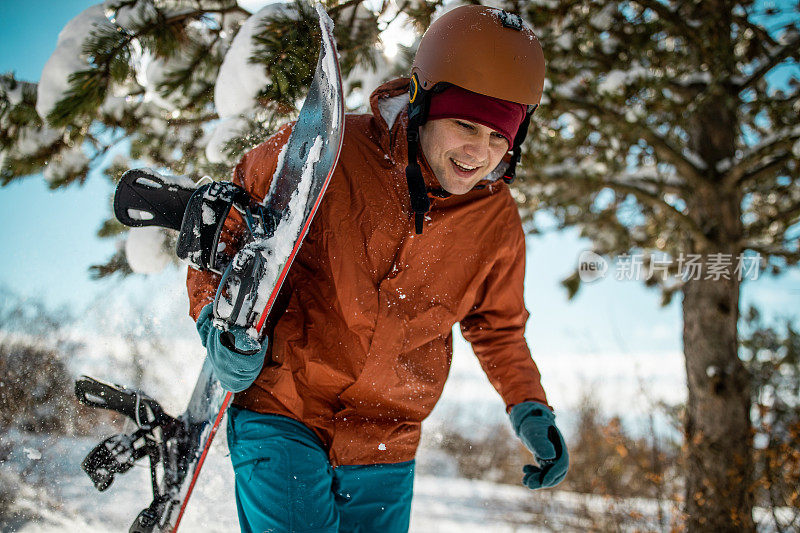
[
  {"left": 490, "top": 132, "right": 508, "bottom": 147},
  {"left": 455, "top": 120, "right": 475, "bottom": 131}
]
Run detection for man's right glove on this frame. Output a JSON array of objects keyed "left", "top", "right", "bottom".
[
  {"left": 196, "top": 303, "right": 268, "bottom": 393},
  {"left": 510, "top": 401, "right": 569, "bottom": 489}
]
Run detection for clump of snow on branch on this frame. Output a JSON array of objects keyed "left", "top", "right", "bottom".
[
  {"left": 215, "top": 3, "right": 291, "bottom": 118},
  {"left": 43, "top": 144, "right": 89, "bottom": 184},
  {"left": 205, "top": 116, "right": 249, "bottom": 163},
  {"left": 125, "top": 226, "right": 171, "bottom": 274},
  {"left": 140, "top": 55, "right": 186, "bottom": 112},
  {"left": 589, "top": 4, "right": 615, "bottom": 30},
  {"left": 36, "top": 0, "right": 188, "bottom": 123},
  {"left": 3, "top": 81, "right": 24, "bottom": 106},
  {"left": 13, "top": 126, "right": 60, "bottom": 157},
  {"left": 206, "top": 2, "right": 295, "bottom": 162},
  {"left": 103, "top": 0, "right": 159, "bottom": 30},
  {"left": 36, "top": 5, "right": 109, "bottom": 122},
  {"left": 1, "top": 78, "right": 62, "bottom": 170},
  {"left": 597, "top": 64, "right": 650, "bottom": 95},
  {"left": 99, "top": 94, "right": 128, "bottom": 121}
]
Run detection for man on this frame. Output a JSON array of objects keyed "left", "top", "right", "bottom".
[{"left": 188, "top": 5, "right": 569, "bottom": 532}]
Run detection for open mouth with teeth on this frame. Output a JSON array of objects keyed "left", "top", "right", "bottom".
[{"left": 450, "top": 158, "right": 479, "bottom": 174}]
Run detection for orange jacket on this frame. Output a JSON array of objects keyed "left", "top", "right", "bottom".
[{"left": 187, "top": 78, "right": 548, "bottom": 466}]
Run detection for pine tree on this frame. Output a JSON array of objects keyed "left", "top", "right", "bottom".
[{"left": 521, "top": 0, "right": 799, "bottom": 530}]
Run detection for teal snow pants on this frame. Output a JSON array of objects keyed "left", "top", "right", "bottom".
[{"left": 226, "top": 406, "right": 415, "bottom": 533}]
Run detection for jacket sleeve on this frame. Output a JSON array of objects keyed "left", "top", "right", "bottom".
[
  {"left": 186, "top": 123, "right": 294, "bottom": 321},
  {"left": 459, "top": 216, "right": 549, "bottom": 411}
]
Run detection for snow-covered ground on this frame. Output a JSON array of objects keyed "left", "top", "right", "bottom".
[
  {"left": 5, "top": 431, "right": 673, "bottom": 533},
  {"left": 4, "top": 429, "right": 792, "bottom": 532},
  {"left": 0, "top": 304, "right": 785, "bottom": 532},
  {"left": 0, "top": 275, "right": 690, "bottom": 531}
]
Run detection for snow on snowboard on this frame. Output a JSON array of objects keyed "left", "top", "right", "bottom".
[{"left": 75, "top": 5, "right": 344, "bottom": 532}]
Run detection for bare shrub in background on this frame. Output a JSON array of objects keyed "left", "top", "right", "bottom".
[
  {"left": 0, "top": 341, "right": 89, "bottom": 435},
  {"left": 564, "top": 397, "right": 681, "bottom": 500},
  {"left": 0, "top": 288, "right": 122, "bottom": 437},
  {"left": 438, "top": 422, "right": 526, "bottom": 485},
  {"left": 0, "top": 289, "right": 121, "bottom": 523},
  {"left": 563, "top": 395, "right": 683, "bottom": 531},
  {"left": 741, "top": 307, "right": 800, "bottom": 532},
  {"left": 431, "top": 393, "right": 682, "bottom": 530}
]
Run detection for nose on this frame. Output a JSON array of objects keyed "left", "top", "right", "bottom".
[{"left": 461, "top": 132, "right": 492, "bottom": 162}]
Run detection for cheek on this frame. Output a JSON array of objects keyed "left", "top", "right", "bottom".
[
  {"left": 489, "top": 144, "right": 508, "bottom": 166},
  {"left": 421, "top": 130, "right": 449, "bottom": 161}
]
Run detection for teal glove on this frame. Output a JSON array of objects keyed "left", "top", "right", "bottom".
[
  {"left": 196, "top": 304, "right": 268, "bottom": 393},
  {"left": 510, "top": 401, "right": 569, "bottom": 489}
]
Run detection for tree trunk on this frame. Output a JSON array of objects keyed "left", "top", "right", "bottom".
[
  {"left": 682, "top": 167, "right": 754, "bottom": 529},
  {"left": 683, "top": 274, "right": 754, "bottom": 531},
  {"left": 680, "top": 16, "right": 755, "bottom": 518}
]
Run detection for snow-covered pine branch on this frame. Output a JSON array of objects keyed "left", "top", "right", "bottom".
[
  {"left": 741, "top": 180, "right": 800, "bottom": 248},
  {"left": 3, "top": 0, "right": 406, "bottom": 275},
  {"left": 720, "top": 124, "right": 800, "bottom": 187},
  {"left": 530, "top": 161, "right": 711, "bottom": 249},
  {"left": 736, "top": 29, "right": 800, "bottom": 92},
  {"left": 555, "top": 95, "right": 709, "bottom": 187},
  {"left": 0, "top": 73, "right": 88, "bottom": 187}
]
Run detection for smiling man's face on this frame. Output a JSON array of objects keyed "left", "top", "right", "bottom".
[{"left": 419, "top": 118, "right": 509, "bottom": 195}]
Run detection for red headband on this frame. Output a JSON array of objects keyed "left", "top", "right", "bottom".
[{"left": 426, "top": 85, "right": 527, "bottom": 146}]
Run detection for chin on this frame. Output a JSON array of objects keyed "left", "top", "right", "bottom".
[
  {"left": 443, "top": 184, "right": 472, "bottom": 195},
  {"left": 439, "top": 174, "right": 483, "bottom": 195}
]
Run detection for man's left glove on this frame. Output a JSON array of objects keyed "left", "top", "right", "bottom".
[
  {"left": 196, "top": 303, "right": 268, "bottom": 393},
  {"left": 510, "top": 401, "right": 569, "bottom": 489}
]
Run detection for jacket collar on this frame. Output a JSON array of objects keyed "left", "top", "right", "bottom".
[{"left": 367, "top": 79, "right": 434, "bottom": 188}]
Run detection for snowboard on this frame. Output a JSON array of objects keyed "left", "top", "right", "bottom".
[{"left": 75, "top": 4, "right": 344, "bottom": 532}]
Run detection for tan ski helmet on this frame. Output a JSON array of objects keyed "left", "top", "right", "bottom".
[{"left": 411, "top": 5, "right": 546, "bottom": 107}]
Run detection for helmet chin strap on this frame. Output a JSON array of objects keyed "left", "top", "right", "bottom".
[
  {"left": 405, "top": 73, "right": 433, "bottom": 235},
  {"left": 503, "top": 104, "right": 537, "bottom": 185},
  {"left": 405, "top": 128, "right": 429, "bottom": 235}
]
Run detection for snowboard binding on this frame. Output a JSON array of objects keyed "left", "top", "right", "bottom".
[
  {"left": 113, "top": 169, "right": 197, "bottom": 231},
  {"left": 75, "top": 376, "right": 189, "bottom": 532},
  {"left": 114, "top": 168, "right": 277, "bottom": 339}
]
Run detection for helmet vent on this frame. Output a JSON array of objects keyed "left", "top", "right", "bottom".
[{"left": 498, "top": 11, "right": 524, "bottom": 31}]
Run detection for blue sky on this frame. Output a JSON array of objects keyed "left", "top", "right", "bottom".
[
  {"left": 0, "top": 1, "right": 797, "bottom": 369},
  {"left": 0, "top": 0, "right": 120, "bottom": 306}
]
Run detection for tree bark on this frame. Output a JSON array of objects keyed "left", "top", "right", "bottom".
[
  {"left": 679, "top": 10, "right": 756, "bottom": 517},
  {"left": 682, "top": 175, "right": 754, "bottom": 530},
  {"left": 683, "top": 274, "right": 754, "bottom": 531}
]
